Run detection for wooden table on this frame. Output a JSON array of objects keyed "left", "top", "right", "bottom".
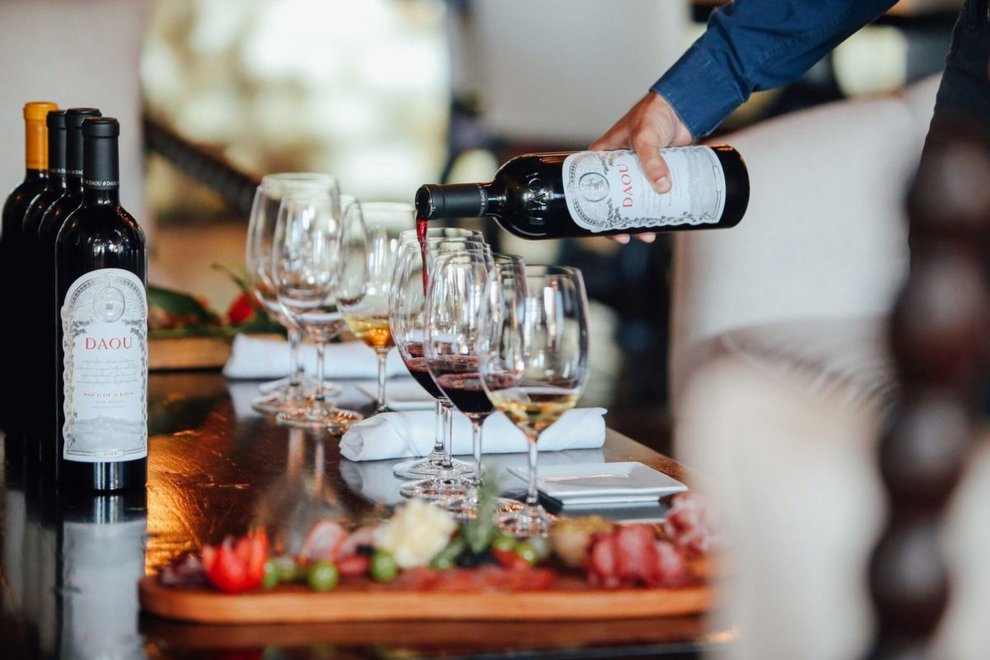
[{"left": 0, "top": 371, "right": 727, "bottom": 658}]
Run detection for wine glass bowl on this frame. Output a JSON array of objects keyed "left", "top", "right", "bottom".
[{"left": 478, "top": 264, "right": 590, "bottom": 536}]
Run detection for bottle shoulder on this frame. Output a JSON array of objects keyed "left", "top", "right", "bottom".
[{"left": 56, "top": 204, "right": 145, "bottom": 247}]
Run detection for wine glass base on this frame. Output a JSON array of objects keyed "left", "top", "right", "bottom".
[
  {"left": 276, "top": 406, "right": 364, "bottom": 434},
  {"left": 251, "top": 383, "right": 343, "bottom": 415},
  {"left": 398, "top": 475, "right": 471, "bottom": 503},
  {"left": 495, "top": 503, "right": 556, "bottom": 538},
  {"left": 392, "top": 456, "right": 473, "bottom": 480},
  {"left": 444, "top": 494, "right": 523, "bottom": 521}
]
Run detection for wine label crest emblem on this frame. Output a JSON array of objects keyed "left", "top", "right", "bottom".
[{"left": 95, "top": 285, "right": 126, "bottom": 322}]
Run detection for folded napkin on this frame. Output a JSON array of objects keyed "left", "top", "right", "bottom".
[
  {"left": 339, "top": 448, "right": 607, "bottom": 506},
  {"left": 339, "top": 408, "right": 607, "bottom": 462},
  {"left": 223, "top": 334, "right": 407, "bottom": 380}
]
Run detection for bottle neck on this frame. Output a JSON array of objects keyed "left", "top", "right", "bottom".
[
  {"left": 415, "top": 182, "right": 504, "bottom": 219},
  {"left": 25, "top": 117, "right": 48, "bottom": 172},
  {"left": 66, "top": 127, "right": 86, "bottom": 193},
  {"left": 82, "top": 133, "right": 120, "bottom": 205},
  {"left": 47, "top": 127, "right": 67, "bottom": 184}
]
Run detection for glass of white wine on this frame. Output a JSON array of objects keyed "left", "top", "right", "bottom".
[
  {"left": 337, "top": 201, "right": 409, "bottom": 414},
  {"left": 478, "top": 264, "right": 590, "bottom": 537}
]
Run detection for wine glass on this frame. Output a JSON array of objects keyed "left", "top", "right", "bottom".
[
  {"left": 425, "top": 250, "right": 525, "bottom": 517},
  {"left": 389, "top": 235, "right": 490, "bottom": 502},
  {"left": 388, "top": 227, "right": 486, "bottom": 481},
  {"left": 245, "top": 173, "right": 341, "bottom": 414},
  {"left": 338, "top": 201, "right": 411, "bottom": 414},
  {"left": 270, "top": 186, "right": 363, "bottom": 433},
  {"left": 478, "top": 265, "right": 590, "bottom": 537}
]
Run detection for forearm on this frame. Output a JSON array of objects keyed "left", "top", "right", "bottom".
[{"left": 654, "top": 0, "right": 898, "bottom": 137}]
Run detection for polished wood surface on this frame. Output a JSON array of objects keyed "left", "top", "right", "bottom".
[{"left": 1, "top": 370, "right": 724, "bottom": 658}]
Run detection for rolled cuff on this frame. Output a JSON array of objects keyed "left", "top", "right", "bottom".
[{"left": 651, "top": 43, "right": 749, "bottom": 138}]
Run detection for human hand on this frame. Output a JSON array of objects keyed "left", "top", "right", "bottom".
[
  {"left": 590, "top": 91, "right": 693, "bottom": 192},
  {"left": 590, "top": 91, "right": 693, "bottom": 244}
]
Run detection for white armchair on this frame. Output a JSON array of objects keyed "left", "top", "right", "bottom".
[{"left": 668, "top": 73, "right": 990, "bottom": 659}]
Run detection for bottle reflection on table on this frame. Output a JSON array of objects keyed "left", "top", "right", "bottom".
[{"left": 2, "top": 461, "right": 148, "bottom": 659}]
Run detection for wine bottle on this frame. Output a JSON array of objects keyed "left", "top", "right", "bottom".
[
  {"left": 37, "top": 108, "right": 101, "bottom": 463},
  {"left": 0, "top": 101, "right": 59, "bottom": 431},
  {"left": 22, "top": 110, "right": 68, "bottom": 242},
  {"left": 55, "top": 117, "right": 148, "bottom": 492},
  {"left": 19, "top": 110, "right": 69, "bottom": 432},
  {"left": 415, "top": 145, "right": 749, "bottom": 239}
]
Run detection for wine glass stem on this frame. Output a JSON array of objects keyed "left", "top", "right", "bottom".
[
  {"left": 471, "top": 418, "right": 484, "bottom": 486},
  {"left": 288, "top": 328, "right": 303, "bottom": 387},
  {"left": 375, "top": 350, "right": 389, "bottom": 413},
  {"left": 431, "top": 400, "right": 445, "bottom": 459},
  {"left": 314, "top": 342, "right": 326, "bottom": 405},
  {"left": 526, "top": 432, "right": 540, "bottom": 508},
  {"left": 441, "top": 401, "right": 454, "bottom": 469}
]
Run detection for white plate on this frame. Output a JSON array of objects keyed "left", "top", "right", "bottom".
[
  {"left": 507, "top": 461, "right": 687, "bottom": 504},
  {"left": 355, "top": 378, "right": 435, "bottom": 411}
]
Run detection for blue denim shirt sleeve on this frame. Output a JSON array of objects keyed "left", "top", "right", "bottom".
[{"left": 653, "top": 0, "right": 898, "bottom": 137}]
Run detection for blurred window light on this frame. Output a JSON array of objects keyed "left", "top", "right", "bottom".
[{"left": 834, "top": 26, "right": 909, "bottom": 98}]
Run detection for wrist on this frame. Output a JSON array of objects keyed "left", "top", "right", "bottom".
[{"left": 650, "top": 91, "right": 694, "bottom": 145}]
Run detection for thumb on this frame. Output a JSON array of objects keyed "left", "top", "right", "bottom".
[{"left": 633, "top": 136, "right": 671, "bottom": 194}]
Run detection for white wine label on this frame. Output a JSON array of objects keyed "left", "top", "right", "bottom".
[
  {"left": 61, "top": 268, "right": 148, "bottom": 462},
  {"left": 563, "top": 147, "right": 726, "bottom": 232}
]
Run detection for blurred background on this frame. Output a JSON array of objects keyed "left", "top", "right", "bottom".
[{"left": 0, "top": 0, "right": 959, "bottom": 448}]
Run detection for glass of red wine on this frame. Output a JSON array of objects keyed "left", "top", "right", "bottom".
[
  {"left": 478, "top": 265, "right": 590, "bottom": 537},
  {"left": 425, "top": 250, "right": 526, "bottom": 518},
  {"left": 388, "top": 227, "right": 486, "bottom": 481},
  {"left": 388, "top": 234, "right": 490, "bottom": 502}
]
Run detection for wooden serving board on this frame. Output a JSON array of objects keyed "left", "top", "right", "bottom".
[{"left": 139, "top": 574, "right": 712, "bottom": 624}]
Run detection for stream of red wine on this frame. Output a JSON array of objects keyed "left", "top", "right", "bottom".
[{"left": 416, "top": 216, "right": 429, "bottom": 294}]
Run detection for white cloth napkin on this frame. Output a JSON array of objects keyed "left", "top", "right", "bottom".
[
  {"left": 339, "top": 408, "right": 607, "bottom": 462},
  {"left": 339, "top": 448, "right": 608, "bottom": 506},
  {"left": 223, "top": 334, "right": 407, "bottom": 380}
]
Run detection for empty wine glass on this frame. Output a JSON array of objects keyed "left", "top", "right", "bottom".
[
  {"left": 425, "top": 250, "right": 525, "bottom": 517},
  {"left": 245, "top": 173, "right": 341, "bottom": 414},
  {"left": 478, "top": 265, "right": 590, "bottom": 537},
  {"left": 338, "top": 201, "right": 410, "bottom": 414},
  {"left": 389, "top": 236, "right": 491, "bottom": 502},
  {"left": 270, "top": 186, "right": 363, "bottom": 433},
  {"left": 389, "top": 227, "right": 486, "bottom": 481}
]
